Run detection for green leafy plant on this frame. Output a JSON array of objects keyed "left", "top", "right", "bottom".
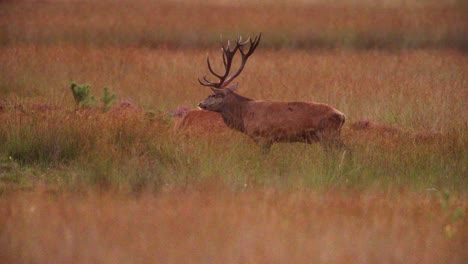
[
  {"left": 145, "top": 109, "right": 156, "bottom": 121},
  {"left": 70, "top": 82, "right": 117, "bottom": 111},
  {"left": 100, "top": 87, "right": 116, "bottom": 112},
  {"left": 70, "top": 82, "right": 96, "bottom": 109}
]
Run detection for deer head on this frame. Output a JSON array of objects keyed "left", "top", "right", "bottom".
[{"left": 197, "top": 34, "right": 261, "bottom": 112}]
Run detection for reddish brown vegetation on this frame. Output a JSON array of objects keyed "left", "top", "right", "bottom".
[
  {"left": 0, "top": 187, "right": 465, "bottom": 264},
  {"left": 0, "top": 99, "right": 6, "bottom": 113}
]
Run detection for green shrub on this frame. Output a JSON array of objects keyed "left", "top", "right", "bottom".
[
  {"left": 70, "top": 82, "right": 117, "bottom": 112},
  {"left": 100, "top": 87, "right": 116, "bottom": 112},
  {"left": 70, "top": 82, "right": 96, "bottom": 109}
]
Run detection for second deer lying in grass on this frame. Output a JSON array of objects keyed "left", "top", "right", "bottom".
[
  {"left": 197, "top": 34, "right": 346, "bottom": 153},
  {"left": 175, "top": 109, "right": 229, "bottom": 135}
]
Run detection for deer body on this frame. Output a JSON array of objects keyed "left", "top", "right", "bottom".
[
  {"left": 199, "top": 88, "right": 345, "bottom": 151},
  {"left": 243, "top": 101, "right": 345, "bottom": 143},
  {"left": 176, "top": 109, "right": 229, "bottom": 135},
  {"left": 197, "top": 33, "right": 346, "bottom": 152}
]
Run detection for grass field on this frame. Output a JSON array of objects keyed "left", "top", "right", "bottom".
[
  {"left": 1, "top": 187, "right": 466, "bottom": 263},
  {"left": 0, "top": 0, "right": 466, "bottom": 263}
]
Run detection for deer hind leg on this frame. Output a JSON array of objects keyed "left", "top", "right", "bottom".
[
  {"left": 304, "top": 130, "right": 320, "bottom": 144},
  {"left": 260, "top": 142, "right": 272, "bottom": 154},
  {"left": 316, "top": 129, "right": 344, "bottom": 150},
  {"left": 251, "top": 136, "right": 273, "bottom": 154},
  {"left": 316, "top": 114, "right": 347, "bottom": 151},
  {"left": 257, "top": 138, "right": 273, "bottom": 154}
]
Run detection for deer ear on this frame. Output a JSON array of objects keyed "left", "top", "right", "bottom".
[{"left": 225, "top": 83, "right": 238, "bottom": 92}]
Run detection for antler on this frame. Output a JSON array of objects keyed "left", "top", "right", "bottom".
[{"left": 198, "top": 33, "right": 262, "bottom": 90}]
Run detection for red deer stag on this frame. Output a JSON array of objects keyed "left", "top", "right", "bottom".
[{"left": 197, "top": 34, "right": 346, "bottom": 153}]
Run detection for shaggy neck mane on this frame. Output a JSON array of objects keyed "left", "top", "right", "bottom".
[{"left": 220, "top": 92, "right": 252, "bottom": 132}]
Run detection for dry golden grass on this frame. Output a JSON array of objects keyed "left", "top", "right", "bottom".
[
  {"left": 1, "top": 46, "right": 465, "bottom": 131},
  {"left": 0, "top": 46, "right": 466, "bottom": 192},
  {"left": 0, "top": 187, "right": 466, "bottom": 264}
]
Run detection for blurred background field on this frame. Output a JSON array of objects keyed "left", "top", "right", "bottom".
[
  {"left": 1, "top": 0, "right": 466, "bottom": 50},
  {"left": 0, "top": 0, "right": 466, "bottom": 263}
]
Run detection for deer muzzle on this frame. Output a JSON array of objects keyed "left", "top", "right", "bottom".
[{"left": 198, "top": 103, "right": 206, "bottom": 110}]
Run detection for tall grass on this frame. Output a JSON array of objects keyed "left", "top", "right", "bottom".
[
  {"left": 1, "top": 47, "right": 466, "bottom": 130},
  {"left": 0, "top": 45, "right": 466, "bottom": 192}
]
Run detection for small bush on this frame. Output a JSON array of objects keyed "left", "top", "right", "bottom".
[
  {"left": 70, "top": 82, "right": 96, "bottom": 109},
  {"left": 70, "top": 82, "right": 117, "bottom": 112},
  {"left": 100, "top": 87, "right": 116, "bottom": 112}
]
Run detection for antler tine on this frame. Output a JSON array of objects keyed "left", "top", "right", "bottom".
[
  {"left": 218, "top": 38, "right": 240, "bottom": 81},
  {"left": 238, "top": 35, "right": 251, "bottom": 46},
  {"left": 198, "top": 76, "right": 213, "bottom": 87},
  {"left": 222, "top": 51, "right": 228, "bottom": 67},
  {"left": 198, "top": 75, "right": 225, "bottom": 89},
  {"left": 241, "top": 33, "right": 261, "bottom": 57},
  {"left": 199, "top": 33, "right": 261, "bottom": 89},
  {"left": 206, "top": 55, "right": 223, "bottom": 79},
  {"left": 238, "top": 35, "right": 245, "bottom": 45},
  {"left": 251, "top": 33, "right": 262, "bottom": 51},
  {"left": 223, "top": 39, "right": 235, "bottom": 53},
  {"left": 221, "top": 33, "right": 262, "bottom": 88},
  {"left": 201, "top": 45, "right": 236, "bottom": 88},
  {"left": 223, "top": 41, "right": 239, "bottom": 57}
]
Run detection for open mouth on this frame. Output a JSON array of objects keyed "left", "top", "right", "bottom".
[{"left": 197, "top": 103, "right": 206, "bottom": 110}]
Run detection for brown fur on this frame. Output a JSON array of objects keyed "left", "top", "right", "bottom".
[
  {"left": 199, "top": 89, "right": 346, "bottom": 152},
  {"left": 349, "top": 119, "right": 444, "bottom": 144},
  {"left": 349, "top": 120, "right": 402, "bottom": 136},
  {"left": 175, "top": 110, "right": 230, "bottom": 135}
]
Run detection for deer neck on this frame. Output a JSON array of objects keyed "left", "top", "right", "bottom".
[{"left": 220, "top": 93, "right": 252, "bottom": 132}]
